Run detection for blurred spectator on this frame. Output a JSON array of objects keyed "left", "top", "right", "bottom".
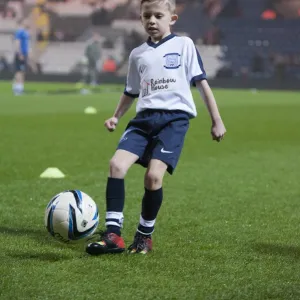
[
  {"left": 0, "top": 55, "right": 9, "bottom": 72},
  {"left": 126, "top": 0, "right": 140, "bottom": 19},
  {"left": 218, "top": 0, "right": 241, "bottom": 18},
  {"left": 103, "top": 56, "right": 117, "bottom": 73},
  {"left": 176, "top": 1, "right": 185, "bottom": 15},
  {"left": 270, "top": 52, "right": 288, "bottom": 83},
  {"left": 118, "top": 30, "right": 144, "bottom": 70},
  {"left": 203, "top": 0, "right": 222, "bottom": 19},
  {"left": 0, "top": 2, "right": 5, "bottom": 15},
  {"left": 239, "top": 66, "right": 250, "bottom": 82},
  {"left": 261, "top": 8, "right": 277, "bottom": 19},
  {"left": 203, "top": 25, "right": 222, "bottom": 45},
  {"left": 30, "top": 1, "right": 50, "bottom": 62},
  {"left": 251, "top": 51, "right": 265, "bottom": 73},
  {"left": 263, "top": 0, "right": 300, "bottom": 19},
  {"left": 31, "top": 2, "right": 50, "bottom": 41},
  {"left": 0, "top": 0, "right": 18, "bottom": 19},
  {"left": 216, "top": 62, "right": 233, "bottom": 78},
  {"left": 291, "top": 53, "right": 300, "bottom": 66},
  {"left": 91, "top": 6, "right": 111, "bottom": 25},
  {"left": 173, "top": 1, "right": 203, "bottom": 41},
  {"left": 52, "top": 30, "right": 65, "bottom": 41},
  {"left": 84, "top": 31, "right": 102, "bottom": 85},
  {"left": 261, "top": 0, "right": 277, "bottom": 19}
]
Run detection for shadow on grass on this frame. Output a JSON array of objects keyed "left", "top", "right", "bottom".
[
  {"left": 253, "top": 243, "right": 300, "bottom": 259},
  {"left": 0, "top": 226, "right": 83, "bottom": 251},
  {"left": 0, "top": 226, "right": 88, "bottom": 261},
  {"left": 0, "top": 225, "right": 57, "bottom": 245},
  {"left": 7, "top": 251, "right": 73, "bottom": 262},
  {"left": 0, "top": 226, "right": 45, "bottom": 237}
]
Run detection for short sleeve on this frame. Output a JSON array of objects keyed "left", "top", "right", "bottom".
[
  {"left": 124, "top": 51, "right": 140, "bottom": 98},
  {"left": 185, "top": 38, "right": 207, "bottom": 86}
]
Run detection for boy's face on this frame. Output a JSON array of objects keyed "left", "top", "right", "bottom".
[{"left": 141, "top": 1, "right": 178, "bottom": 41}]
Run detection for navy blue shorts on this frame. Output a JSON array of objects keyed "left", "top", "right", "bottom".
[
  {"left": 117, "top": 109, "right": 190, "bottom": 174},
  {"left": 15, "top": 54, "right": 27, "bottom": 72}
]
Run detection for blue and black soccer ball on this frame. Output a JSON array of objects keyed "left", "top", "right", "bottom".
[{"left": 45, "top": 190, "right": 99, "bottom": 243}]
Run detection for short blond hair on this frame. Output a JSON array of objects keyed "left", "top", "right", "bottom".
[{"left": 141, "top": 0, "right": 176, "bottom": 13}]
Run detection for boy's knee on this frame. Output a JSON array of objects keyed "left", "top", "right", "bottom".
[
  {"left": 109, "top": 158, "right": 128, "bottom": 178},
  {"left": 144, "top": 170, "right": 163, "bottom": 190}
]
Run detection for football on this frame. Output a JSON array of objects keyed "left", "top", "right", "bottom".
[{"left": 45, "top": 190, "right": 99, "bottom": 243}]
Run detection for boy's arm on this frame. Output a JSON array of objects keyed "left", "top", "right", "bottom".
[
  {"left": 105, "top": 49, "right": 139, "bottom": 132},
  {"left": 104, "top": 94, "right": 135, "bottom": 132},
  {"left": 196, "top": 80, "right": 222, "bottom": 122},
  {"left": 113, "top": 94, "right": 135, "bottom": 119},
  {"left": 183, "top": 37, "right": 226, "bottom": 141},
  {"left": 196, "top": 79, "right": 226, "bottom": 141}
]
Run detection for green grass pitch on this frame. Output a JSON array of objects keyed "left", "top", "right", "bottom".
[{"left": 0, "top": 81, "right": 300, "bottom": 299}]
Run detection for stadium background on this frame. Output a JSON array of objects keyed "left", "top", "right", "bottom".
[
  {"left": 1, "top": 0, "right": 300, "bottom": 90},
  {"left": 1, "top": 1, "right": 300, "bottom": 299}
]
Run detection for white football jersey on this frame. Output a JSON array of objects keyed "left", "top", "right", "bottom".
[{"left": 124, "top": 34, "right": 206, "bottom": 117}]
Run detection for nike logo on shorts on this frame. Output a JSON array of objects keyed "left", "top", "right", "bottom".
[{"left": 161, "top": 148, "right": 173, "bottom": 154}]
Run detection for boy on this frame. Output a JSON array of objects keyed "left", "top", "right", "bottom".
[
  {"left": 86, "top": 0, "right": 226, "bottom": 255},
  {"left": 13, "top": 19, "right": 30, "bottom": 95}
]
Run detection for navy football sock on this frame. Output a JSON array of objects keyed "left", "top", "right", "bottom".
[
  {"left": 137, "top": 187, "right": 163, "bottom": 235},
  {"left": 105, "top": 177, "right": 125, "bottom": 236}
]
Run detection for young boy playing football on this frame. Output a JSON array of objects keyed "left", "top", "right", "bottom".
[{"left": 86, "top": 0, "right": 226, "bottom": 255}]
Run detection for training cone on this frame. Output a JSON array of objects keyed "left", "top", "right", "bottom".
[
  {"left": 40, "top": 168, "right": 65, "bottom": 179},
  {"left": 84, "top": 107, "right": 97, "bottom": 114}
]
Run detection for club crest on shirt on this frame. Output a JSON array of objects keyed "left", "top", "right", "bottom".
[{"left": 163, "top": 53, "right": 181, "bottom": 69}]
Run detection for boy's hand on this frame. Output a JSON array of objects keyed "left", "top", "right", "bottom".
[
  {"left": 211, "top": 119, "right": 226, "bottom": 142},
  {"left": 104, "top": 117, "right": 118, "bottom": 132}
]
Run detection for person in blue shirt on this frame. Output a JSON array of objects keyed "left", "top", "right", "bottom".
[{"left": 13, "top": 19, "right": 30, "bottom": 95}]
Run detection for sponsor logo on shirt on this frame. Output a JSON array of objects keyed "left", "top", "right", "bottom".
[
  {"left": 142, "top": 78, "right": 176, "bottom": 97},
  {"left": 142, "top": 80, "right": 151, "bottom": 97}
]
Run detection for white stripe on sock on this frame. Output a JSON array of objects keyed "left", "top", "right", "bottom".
[
  {"left": 137, "top": 229, "right": 154, "bottom": 235},
  {"left": 106, "top": 221, "right": 121, "bottom": 227},
  {"left": 105, "top": 211, "right": 124, "bottom": 227},
  {"left": 139, "top": 216, "right": 156, "bottom": 227}
]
